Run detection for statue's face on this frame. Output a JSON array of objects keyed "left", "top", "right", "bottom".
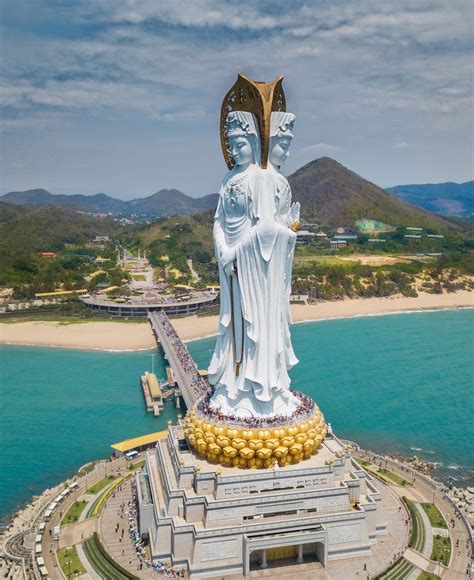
[
  {"left": 229, "top": 135, "right": 254, "bottom": 167},
  {"left": 270, "top": 136, "right": 292, "bottom": 168}
]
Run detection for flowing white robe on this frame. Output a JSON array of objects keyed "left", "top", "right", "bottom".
[{"left": 208, "top": 164, "right": 299, "bottom": 418}]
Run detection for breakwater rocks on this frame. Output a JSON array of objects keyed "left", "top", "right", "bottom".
[
  {"left": 0, "top": 481, "right": 65, "bottom": 579},
  {"left": 447, "top": 486, "right": 474, "bottom": 529}
]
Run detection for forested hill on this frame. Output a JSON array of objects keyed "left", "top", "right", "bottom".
[
  {"left": 288, "top": 157, "right": 460, "bottom": 231},
  {"left": 386, "top": 181, "right": 474, "bottom": 218},
  {"left": 2, "top": 157, "right": 468, "bottom": 232}
]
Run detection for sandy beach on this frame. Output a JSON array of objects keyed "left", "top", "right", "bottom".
[{"left": 1, "top": 290, "right": 472, "bottom": 349}]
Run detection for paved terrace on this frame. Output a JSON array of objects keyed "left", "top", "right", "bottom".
[
  {"left": 148, "top": 311, "right": 208, "bottom": 410},
  {"left": 82, "top": 291, "right": 216, "bottom": 317}
]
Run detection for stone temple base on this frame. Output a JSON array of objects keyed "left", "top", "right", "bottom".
[{"left": 137, "top": 423, "right": 387, "bottom": 579}]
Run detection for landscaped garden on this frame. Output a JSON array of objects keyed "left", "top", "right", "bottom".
[
  {"left": 431, "top": 534, "right": 451, "bottom": 566},
  {"left": 86, "top": 474, "right": 116, "bottom": 495},
  {"left": 62, "top": 499, "right": 88, "bottom": 524},
  {"left": 57, "top": 545, "right": 86, "bottom": 577},
  {"left": 421, "top": 503, "right": 448, "bottom": 528}
]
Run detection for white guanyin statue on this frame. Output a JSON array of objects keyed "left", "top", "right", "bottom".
[{"left": 207, "top": 107, "right": 301, "bottom": 418}]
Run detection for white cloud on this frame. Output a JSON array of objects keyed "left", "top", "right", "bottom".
[
  {"left": 0, "top": 0, "right": 472, "bottom": 192},
  {"left": 392, "top": 142, "right": 413, "bottom": 150},
  {"left": 296, "top": 143, "right": 343, "bottom": 156}
]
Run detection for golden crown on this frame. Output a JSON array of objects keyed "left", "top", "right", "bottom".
[{"left": 220, "top": 73, "right": 286, "bottom": 169}]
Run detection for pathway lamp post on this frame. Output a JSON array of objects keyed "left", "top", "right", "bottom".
[{"left": 67, "top": 558, "right": 72, "bottom": 578}]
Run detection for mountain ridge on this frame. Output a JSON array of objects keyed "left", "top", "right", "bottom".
[
  {"left": 2, "top": 158, "right": 466, "bottom": 231},
  {"left": 387, "top": 181, "right": 473, "bottom": 218},
  {"left": 1, "top": 188, "right": 219, "bottom": 217}
]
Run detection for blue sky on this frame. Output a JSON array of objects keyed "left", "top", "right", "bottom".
[{"left": 1, "top": 0, "right": 472, "bottom": 197}]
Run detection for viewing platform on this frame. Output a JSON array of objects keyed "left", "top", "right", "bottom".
[
  {"left": 140, "top": 372, "right": 164, "bottom": 415},
  {"left": 148, "top": 311, "right": 209, "bottom": 410}
]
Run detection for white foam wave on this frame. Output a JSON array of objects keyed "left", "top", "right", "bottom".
[{"left": 295, "top": 305, "right": 474, "bottom": 327}]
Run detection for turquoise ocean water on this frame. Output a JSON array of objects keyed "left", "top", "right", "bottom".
[{"left": 1, "top": 309, "right": 473, "bottom": 522}]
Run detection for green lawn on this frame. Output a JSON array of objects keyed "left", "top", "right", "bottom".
[
  {"left": 62, "top": 500, "right": 88, "bottom": 525},
  {"left": 421, "top": 503, "right": 448, "bottom": 529},
  {"left": 86, "top": 475, "right": 116, "bottom": 495},
  {"left": 293, "top": 255, "right": 348, "bottom": 267},
  {"left": 355, "top": 457, "right": 371, "bottom": 467},
  {"left": 418, "top": 572, "right": 438, "bottom": 580},
  {"left": 57, "top": 545, "right": 86, "bottom": 577},
  {"left": 431, "top": 534, "right": 451, "bottom": 566},
  {"left": 127, "top": 459, "right": 145, "bottom": 471},
  {"left": 379, "top": 468, "right": 410, "bottom": 486}
]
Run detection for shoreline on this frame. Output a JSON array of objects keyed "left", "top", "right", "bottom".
[{"left": 1, "top": 290, "right": 472, "bottom": 349}]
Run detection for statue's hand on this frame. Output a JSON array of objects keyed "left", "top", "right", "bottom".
[
  {"left": 289, "top": 202, "right": 301, "bottom": 232},
  {"left": 221, "top": 247, "right": 236, "bottom": 277}
]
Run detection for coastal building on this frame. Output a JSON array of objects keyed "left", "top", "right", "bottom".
[
  {"left": 81, "top": 290, "right": 217, "bottom": 317},
  {"left": 315, "top": 231, "right": 328, "bottom": 241},
  {"left": 296, "top": 230, "right": 316, "bottom": 244},
  {"left": 37, "top": 252, "right": 57, "bottom": 258},
  {"left": 329, "top": 240, "right": 347, "bottom": 249},
  {"left": 332, "top": 234, "right": 358, "bottom": 241},
  {"left": 111, "top": 430, "right": 168, "bottom": 457},
  {"left": 137, "top": 427, "right": 386, "bottom": 578},
  {"left": 92, "top": 235, "right": 111, "bottom": 248}
]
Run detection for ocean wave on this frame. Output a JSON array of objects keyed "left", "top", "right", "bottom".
[
  {"left": 2, "top": 341, "right": 156, "bottom": 353},
  {"left": 295, "top": 305, "right": 474, "bottom": 327}
]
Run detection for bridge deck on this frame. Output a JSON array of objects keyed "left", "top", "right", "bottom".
[{"left": 148, "top": 311, "right": 208, "bottom": 410}]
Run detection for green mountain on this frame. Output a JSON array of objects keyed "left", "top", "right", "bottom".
[
  {"left": 0, "top": 206, "right": 120, "bottom": 289},
  {"left": 3, "top": 158, "right": 466, "bottom": 232},
  {"left": 387, "top": 181, "right": 474, "bottom": 218},
  {"left": 1, "top": 188, "right": 218, "bottom": 217},
  {"left": 288, "top": 157, "right": 459, "bottom": 231}
]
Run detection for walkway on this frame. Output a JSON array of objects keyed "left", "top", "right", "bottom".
[
  {"left": 148, "top": 310, "right": 208, "bottom": 409},
  {"left": 355, "top": 450, "right": 472, "bottom": 579},
  {"left": 99, "top": 475, "right": 157, "bottom": 578},
  {"left": 186, "top": 258, "right": 201, "bottom": 283},
  {"left": 40, "top": 457, "right": 130, "bottom": 579}
]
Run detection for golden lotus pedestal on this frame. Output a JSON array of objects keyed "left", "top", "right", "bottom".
[{"left": 184, "top": 404, "right": 327, "bottom": 469}]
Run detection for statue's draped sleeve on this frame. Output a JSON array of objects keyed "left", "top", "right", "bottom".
[
  {"left": 213, "top": 188, "right": 232, "bottom": 330},
  {"left": 251, "top": 170, "right": 280, "bottom": 263}
]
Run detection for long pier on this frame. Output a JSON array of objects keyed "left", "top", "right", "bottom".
[{"left": 148, "top": 311, "right": 209, "bottom": 410}]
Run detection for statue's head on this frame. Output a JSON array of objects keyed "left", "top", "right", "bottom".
[
  {"left": 269, "top": 112, "right": 295, "bottom": 170},
  {"left": 225, "top": 111, "right": 261, "bottom": 168}
]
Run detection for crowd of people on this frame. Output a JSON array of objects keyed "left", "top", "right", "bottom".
[
  {"left": 122, "top": 477, "right": 185, "bottom": 577},
  {"left": 198, "top": 390, "right": 315, "bottom": 428},
  {"left": 156, "top": 311, "right": 209, "bottom": 397}
]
